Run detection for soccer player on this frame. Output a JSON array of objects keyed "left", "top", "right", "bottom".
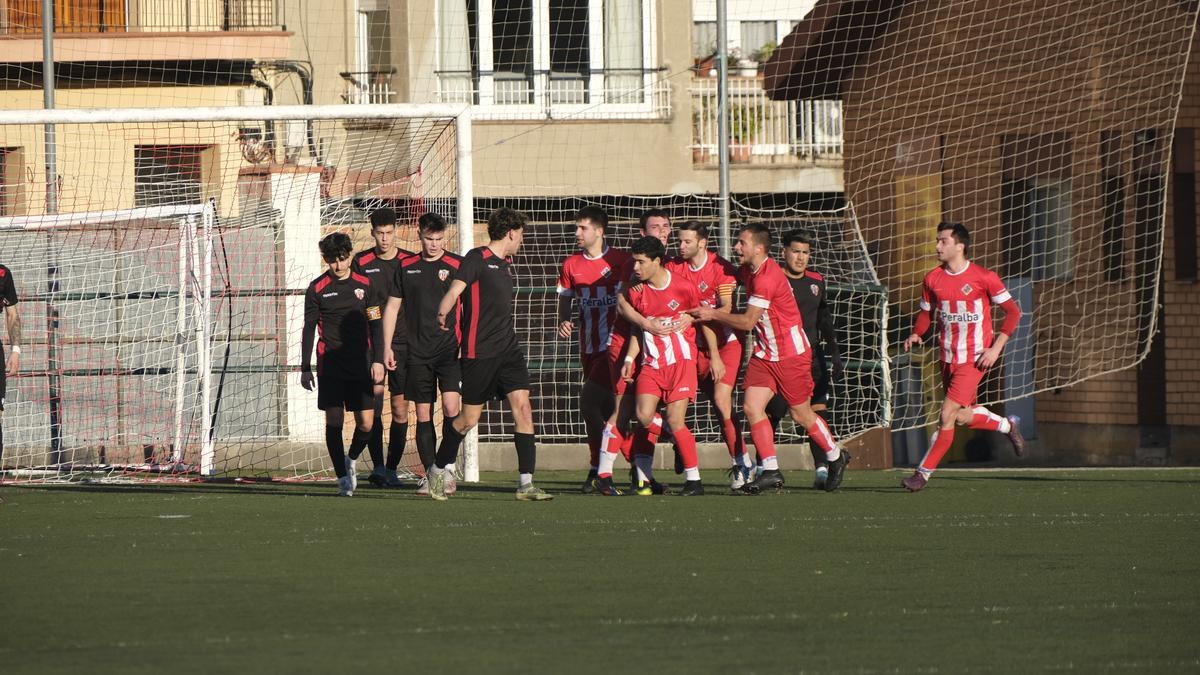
[
  {"left": 382, "top": 212, "right": 463, "bottom": 495},
  {"left": 691, "top": 223, "right": 851, "bottom": 494},
  {"left": 352, "top": 208, "right": 414, "bottom": 488},
  {"left": 615, "top": 235, "right": 710, "bottom": 496},
  {"left": 300, "top": 232, "right": 387, "bottom": 497},
  {"left": 669, "top": 220, "right": 752, "bottom": 490},
  {"left": 556, "top": 206, "right": 628, "bottom": 492},
  {"left": 766, "top": 230, "right": 845, "bottom": 489},
  {"left": 900, "top": 222, "right": 1025, "bottom": 492},
  {"left": 0, "top": 262, "right": 21, "bottom": 465},
  {"left": 429, "top": 207, "right": 553, "bottom": 501}
]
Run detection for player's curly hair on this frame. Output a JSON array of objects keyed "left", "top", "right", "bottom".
[
  {"left": 369, "top": 208, "right": 397, "bottom": 230},
  {"left": 418, "top": 212, "right": 448, "bottom": 234},
  {"left": 319, "top": 232, "right": 354, "bottom": 262},
  {"left": 487, "top": 207, "right": 528, "bottom": 242},
  {"left": 575, "top": 205, "right": 608, "bottom": 231},
  {"left": 938, "top": 221, "right": 971, "bottom": 252},
  {"left": 630, "top": 235, "right": 666, "bottom": 261}
]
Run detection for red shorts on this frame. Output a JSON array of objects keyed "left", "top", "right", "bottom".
[
  {"left": 942, "top": 361, "right": 984, "bottom": 407},
  {"left": 635, "top": 360, "right": 698, "bottom": 404},
  {"left": 743, "top": 355, "right": 813, "bottom": 406},
  {"left": 582, "top": 351, "right": 611, "bottom": 387},
  {"left": 606, "top": 333, "right": 635, "bottom": 396},
  {"left": 698, "top": 338, "right": 742, "bottom": 390}
]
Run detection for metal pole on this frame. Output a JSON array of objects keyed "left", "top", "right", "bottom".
[
  {"left": 454, "top": 111, "right": 479, "bottom": 483},
  {"left": 716, "top": 0, "right": 731, "bottom": 259},
  {"left": 42, "top": 0, "right": 64, "bottom": 466},
  {"left": 200, "top": 202, "right": 215, "bottom": 475}
]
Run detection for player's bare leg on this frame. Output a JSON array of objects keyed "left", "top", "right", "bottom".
[
  {"left": 905, "top": 399, "right": 1020, "bottom": 492},
  {"left": 595, "top": 391, "right": 636, "bottom": 495},
  {"left": 711, "top": 380, "right": 751, "bottom": 489},
  {"left": 632, "top": 393, "right": 667, "bottom": 493},
  {"left": 579, "top": 380, "right": 614, "bottom": 492}
]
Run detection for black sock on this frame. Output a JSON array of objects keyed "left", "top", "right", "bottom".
[
  {"left": 765, "top": 394, "right": 789, "bottom": 433},
  {"left": 515, "top": 432, "right": 537, "bottom": 476},
  {"left": 0, "top": 423, "right": 4, "bottom": 466},
  {"left": 386, "top": 422, "right": 408, "bottom": 470},
  {"left": 435, "top": 417, "right": 464, "bottom": 469},
  {"left": 326, "top": 426, "right": 347, "bottom": 478},
  {"left": 415, "top": 420, "right": 437, "bottom": 470},
  {"left": 347, "top": 427, "right": 372, "bottom": 461},
  {"left": 367, "top": 422, "right": 385, "bottom": 468}
]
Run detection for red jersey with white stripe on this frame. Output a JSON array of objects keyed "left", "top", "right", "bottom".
[
  {"left": 626, "top": 270, "right": 700, "bottom": 370},
  {"left": 556, "top": 247, "right": 629, "bottom": 355},
  {"left": 742, "top": 257, "right": 810, "bottom": 362},
  {"left": 605, "top": 255, "right": 638, "bottom": 356},
  {"left": 668, "top": 251, "right": 739, "bottom": 346},
  {"left": 920, "top": 262, "right": 1012, "bottom": 365}
]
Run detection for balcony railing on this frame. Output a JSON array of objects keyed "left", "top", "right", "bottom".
[
  {"left": 690, "top": 76, "right": 843, "bottom": 165},
  {"left": 434, "top": 70, "right": 672, "bottom": 121},
  {"left": 341, "top": 71, "right": 396, "bottom": 105},
  {"left": 1, "top": 0, "right": 279, "bottom": 33}
]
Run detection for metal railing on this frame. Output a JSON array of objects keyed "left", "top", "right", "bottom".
[
  {"left": 690, "top": 75, "right": 843, "bottom": 164},
  {"left": 434, "top": 71, "right": 672, "bottom": 120},
  {"left": 1, "top": 0, "right": 279, "bottom": 34},
  {"left": 341, "top": 71, "right": 396, "bottom": 105}
]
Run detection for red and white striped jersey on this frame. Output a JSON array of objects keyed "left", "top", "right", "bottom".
[
  {"left": 668, "top": 251, "right": 740, "bottom": 346},
  {"left": 742, "top": 257, "right": 810, "bottom": 362},
  {"left": 626, "top": 270, "right": 700, "bottom": 370},
  {"left": 557, "top": 247, "right": 630, "bottom": 355},
  {"left": 921, "top": 262, "right": 1012, "bottom": 365}
]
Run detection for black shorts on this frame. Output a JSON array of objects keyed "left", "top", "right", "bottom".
[
  {"left": 0, "top": 344, "right": 6, "bottom": 411},
  {"left": 461, "top": 348, "right": 530, "bottom": 406},
  {"left": 317, "top": 374, "right": 374, "bottom": 412},
  {"left": 405, "top": 350, "right": 462, "bottom": 404},
  {"left": 811, "top": 356, "right": 832, "bottom": 407},
  {"left": 387, "top": 344, "right": 407, "bottom": 396}
]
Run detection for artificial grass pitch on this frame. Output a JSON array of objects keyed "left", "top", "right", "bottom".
[{"left": 2, "top": 469, "right": 1198, "bottom": 674}]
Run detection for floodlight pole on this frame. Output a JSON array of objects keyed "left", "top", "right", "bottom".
[
  {"left": 716, "top": 0, "right": 732, "bottom": 259},
  {"left": 42, "top": 0, "right": 64, "bottom": 466}
]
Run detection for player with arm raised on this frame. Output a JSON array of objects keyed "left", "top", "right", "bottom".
[
  {"left": 300, "top": 233, "right": 387, "bottom": 497},
  {"left": 766, "top": 230, "right": 846, "bottom": 489},
  {"left": 352, "top": 208, "right": 415, "bottom": 488},
  {"left": 381, "top": 212, "right": 463, "bottom": 495},
  {"left": 691, "top": 223, "right": 851, "bottom": 494},
  {"left": 428, "top": 207, "right": 553, "bottom": 502},
  {"left": 0, "top": 263, "right": 21, "bottom": 465},
  {"left": 670, "top": 220, "right": 751, "bottom": 491},
  {"left": 900, "top": 222, "right": 1025, "bottom": 492},
  {"left": 555, "top": 206, "right": 628, "bottom": 493}
]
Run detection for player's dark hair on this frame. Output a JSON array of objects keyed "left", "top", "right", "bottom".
[
  {"left": 677, "top": 220, "right": 709, "bottom": 240},
  {"left": 487, "top": 207, "right": 528, "bottom": 242},
  {"left": 575, "top": 205, "right": 609, "bottom": 231},
  {"left": 630, "top": 235, "right": 666, "bottom": 262},
  {"left": 638, "top": 208, "right": 670, "bottom": 231},
  {"left": 369, "top": 208, "right": 397, "bottom": 229},
  {"left": 418, "top": 212, "right": 448, "bottom": 234},
  {"left": 938, "top": 221, "right": 971, "bottom": 252},
  {"left": 319, "top": 232, "right": 354, "bottom": 261},
  {"left": 740, "top": 222, "right": 772, "bottom": 249},
  {"left": 782, "top": 229, "right": 814, "bottom": 248}
]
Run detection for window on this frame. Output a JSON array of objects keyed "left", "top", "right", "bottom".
[
  {"left": 739, "top": 20, "right": 776, "bottom": 59},
  {"left": 134, "top": 146, "right": 207, "bottom": 208},
  {"left": 1000, "top": 134, "right": 1074, "bottom": 281},
  {"left": 0, "top": 148, "right": 20, "bottom": 217},
  {"left": 692, "top": 21, "right": 717, "bottom": 60},
  {"left": 438, "top": 0, "right": 657, "bottom": 116}
]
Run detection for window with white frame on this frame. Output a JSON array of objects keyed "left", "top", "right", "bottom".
[{"left": 438, "top": 0, "right": 656, "bottom": 115}]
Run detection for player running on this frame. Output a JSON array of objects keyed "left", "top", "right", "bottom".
[
  {"left": 0, "top": 262, "right": 21, "bottom": 466},
  {"left": 300, "top": 233, "right": 387, "bottom": 497},
  {"left": 901, "top": 222, "right": 1025, "bottom": 492},
  {"left": 691, "top": 223, "right": 851, "bottom": 494},
  {"left": 352, "top": 208, "right": 414, "bottom": 488},
  {"left": 766, "top": 230, "right": 845, "bottom": 489},
  {"left": 556, "top": 206, "right": 628, "bottom": 492},
  {"left": 382, "top": 212, "right": 464, "bottom": 495},
  {"left": 430, "top": 207, "right": 553, "bottom": 501}
]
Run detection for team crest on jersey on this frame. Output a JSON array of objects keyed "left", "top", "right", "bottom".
[
  {"left": 667, "top": 299, "right": 680, "bottom": 310},
  {"left": 698, "top": 281, "right": 709, "bottom": 292},
  {"left": 961, "top": 283, "right": 973, "bottom": 296},
  {"left": 600, "top": 266, "right": 612, "bottom": 278},
  {"left": 810, "top": 283, "right": 820, "bottom": 296},
  {"left": 439, "top": 269, "right": 450, "bottom": 281},
  {"left": 354, "top": 288, "right": 365, "bottom": 300}
]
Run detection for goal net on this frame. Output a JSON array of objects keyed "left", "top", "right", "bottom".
[{"left": 0, "top": 104, "right": 474, "bottom": 483}]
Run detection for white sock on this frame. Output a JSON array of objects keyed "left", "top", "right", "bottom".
[
  {"left": 685, "top": 467, "right": 701, "bottom": 481},
  {"left": 634, "top": 454, "right": 654, "bottom": 482},
  {"left": 739, "top": 453, "right": 754, "bottom": 469},
  {"left": 519, "top": 472, "right": 533, "bottom": 487},
  {"left": 598, "top": 451, "right": 619, "bottom": 476},
  {"left": 825, "top": 446, "right": 841, "bottom": 462},
  {"left": 431, "top": 465, "right": 445, "bottom": 476},
  {"left": 998, "top": 417, "right": 1012, "bottom": 434},
  {"left": 446, "top": 462, "right": 457, "bottom": 474},
  {"left": 762, "top": 456, "right": 779, "bottom": 471}
]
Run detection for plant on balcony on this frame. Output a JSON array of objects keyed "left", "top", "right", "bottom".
[
  {"left": 753, "top": 42, "right": 777, "bottom": 71},
  {"left": 728, "top": 100, "right": 761, "bottom": 162}
]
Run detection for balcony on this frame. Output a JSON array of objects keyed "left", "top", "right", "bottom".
[
  {"left": 0, "top": 0, "right": 289, "bottom": 62},
  {"left": 434, "top": 70, "right": 672, "bottom": 121},
  {"left": 341, "top": 70, "right": 396, "bottom": 106},
  {"left": 690, "top": 75, "right": 842, "bottom": 165}
]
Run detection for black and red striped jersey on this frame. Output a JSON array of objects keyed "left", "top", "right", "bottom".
[
  {"left": 353, "top": 248, "right": 411, "bottom": 347},
  {"left": 393, "top": 251, "right": 463, "bottom": 360},
  {"left": 455, "top": 246, "right": 519, "bottom": 359},
  {"left": 301, "top": 270, "right": 386, "bottom": 380}
]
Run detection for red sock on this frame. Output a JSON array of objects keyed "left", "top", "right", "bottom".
[
  {"left": 805, "top": 415, "right": 837, "bottom": 456},
  {"left": 674, "top": 426, "right": 699, "bottom": 470},
  {"left": 721, "top": 418, "right": 742, "bottom": 458},
  {"left": 968, "top": 407, "right": 1005, "bottom": 432},
  {"left": 647, "top": 414, "right": 663, "bottom": 444},
  {"left": 750, "top": 418, "right": 776, "bottom": 461},
  {"left": 919, "top": 427, "right": 955, "bottom": 473}
]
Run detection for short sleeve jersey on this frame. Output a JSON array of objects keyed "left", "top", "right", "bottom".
[
  {"left": 626, "top": 270, "right": 700, "bottom": 370},
  {"left": 395, "top": 251, "right": 463, "bottom": 360},
  {"left": 303, "top": 271, "right": 386, "bottom": 380},
  {"left": 787, "top": 269, "right": 829, "bottom": 358},
  {"left": 456, "top": 246, "right": 519, "bottom": 359},
  {"left": 742, "top": 257, "right": 811, "bottom": 362},
  {"left": 556, "top": 247, "right": 630, "bottom": 355},
  {"left": 605, "top": 255, "right": 639, "bottom": 355},
  {"left": 920, "top": 262, "right": 1012, "bottom": 365},
  {"left": 353, "top": 248, "right": 411, "bottom": 347},
  {"left": 668, "top": 251, "right": 739, "bottom": 346}
]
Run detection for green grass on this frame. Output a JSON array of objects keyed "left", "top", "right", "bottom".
[{"left": 2, "top": 469, "right": 1199, "bottom": 674}]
